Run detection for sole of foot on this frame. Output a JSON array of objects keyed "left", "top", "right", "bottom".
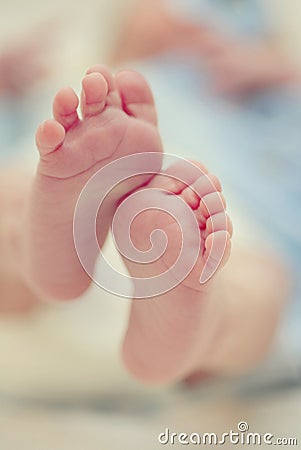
[{"left": 27, "top": 65, "right": 163, "bottom": 300}]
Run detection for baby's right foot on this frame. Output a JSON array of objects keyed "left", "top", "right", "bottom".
[
  {"left": 119, "top": 160, "right": 232, "bottom": 383},
  {"left": 25, "top": 65, "right": 162, "bottom": 300}
]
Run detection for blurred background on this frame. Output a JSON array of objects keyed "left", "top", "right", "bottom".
[{"left": 0, "top": 0, "right": 301, "bottom": 448}]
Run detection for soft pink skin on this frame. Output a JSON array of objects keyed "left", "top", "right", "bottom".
[
  {"left": 25, "top": 66, "right": 162, "bottom": 301},
  {"left": 23, "top": 65, "right": 289, "bottom": 386},
  {"left": 120, "top": 166, "right": 288, "bottom": 384},
  {"left": 120, "top": 161, "right": 232, "bottom": 383}
]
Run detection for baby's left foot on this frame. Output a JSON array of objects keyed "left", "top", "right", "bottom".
[{"left": 25, "top": 66, "right": 162, "bottom": 300}]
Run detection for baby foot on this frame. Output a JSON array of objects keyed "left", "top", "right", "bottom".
[
  {"left": 36, "top": 65, "right": 161, "bottom": 179},
  {"left": 119, "top": 160, "right": 232, "bottom": 293},
  {"left": 120, "top": 160, "right": 232, "bottom": 382},
  {"left": 25, "top": 65, "right": 162, "bottom": 300}
]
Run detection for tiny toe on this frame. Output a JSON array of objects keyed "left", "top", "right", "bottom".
[
  {"left": 36, "top": 120, "right": 65, "bottom": 156},
  {"left": 86, "top": 64, "right": 114, "bottom": 87},
  {"left": 194, "top": 206, "right": 207, "bottom": 229},
  {"left": 116, "top": 70, "right": 157, "bottom": 124},
  {"left": 86, "top": 64, "right": 121, "bottom": 107},
  {"left": 53, "top": 87, "right": 79, "bottom": 130},
  {"left": 180, "top": 186, "right": 200, "bottom": 209},
  {"left": 81, "top": 72, "right": 108, "bottom": 117},
  {"left": 206, "top": 212, "right": 233, "bottom": 237},
  {"left": 165, "top": 160, "right": 208, "bottom": 187},
  {"left": 199, "top": 192, "right": 226, "bottom": 218},
  {"left": 148, "top": 173, "right": 185, "bottom": 194},
  {"left": 192, "top": 172, "right": 221, "bottom": 198},
  {"left": 201, "top": 230, "right": 231, "bottom": 283}
]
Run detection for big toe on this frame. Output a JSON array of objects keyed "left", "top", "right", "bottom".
[{"left": 116, "top": 70, "right": 157, "bottom": 125}]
